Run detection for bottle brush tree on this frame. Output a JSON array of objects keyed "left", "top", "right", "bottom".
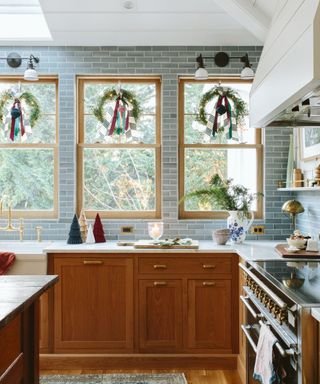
[
  {"left": 67, "top": 214, "right": 83, "bottom": 244},
  {"left": 93, "top": 213, "right": 106, "bottom": 243}
]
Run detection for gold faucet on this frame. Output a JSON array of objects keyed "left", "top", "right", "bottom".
[
  {"left": 35, "top": 226, "right": 42, "bottom": 242},
  {"left": 0, "top": 199, "right": 24, "bottom": 241}
]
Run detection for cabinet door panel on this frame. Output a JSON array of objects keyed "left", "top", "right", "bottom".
[
  {"left": 187, "top": 279, "right": 232, "bottom": 352},
  {"left": 54, "top": 257, "right": 133, "bottom": 352},
  {"left": 138, "top": 279, "right": 182, "bottom": 352}
]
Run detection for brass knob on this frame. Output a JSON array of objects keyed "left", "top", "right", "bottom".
[
  {"left": 273, "top": 306, "right": 280, "bottom": 318},
  {"left": 268, "top": 301, "right": 275, "bottom": 311}
]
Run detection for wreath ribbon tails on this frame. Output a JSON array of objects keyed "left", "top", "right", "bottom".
[{"left": 10, "top": 99, "right": 25, "bottom": 142}]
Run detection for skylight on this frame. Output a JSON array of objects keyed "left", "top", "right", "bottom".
[{"left": 0, "top": 1, "right": 51, "bottom": 41}]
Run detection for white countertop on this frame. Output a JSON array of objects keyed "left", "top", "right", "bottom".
[
  {"left": 311, "top": 308, "right": 320, "bottom": 322},
  {"left": 1, "top": 240, "right": 283, "bottom": 262}
]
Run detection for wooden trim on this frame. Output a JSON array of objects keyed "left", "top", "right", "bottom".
[
  {"left": 40, "top": 354, "right": 237, "bottom": 370},
  {"left": 78, "top": 143, "right": 160, "bottom": 149},
  {"left": 178, "top": 77, "right": 252, "bottom": 84},
  {"left": 83, "top": 210, "right": 161, "bottom": 220},
  {"left": 178, "top": 78, "right": 264, "bottom": 220},
  {"left": 0, "top": 77, "right": 59, "bottom": 219},
  {"left": 76, "top": 76, "right": 162, "bottom": 219},
  {"left": 76, "top": 76, "right": 162, "bottom": 83},
  {"left": 183, "top": 144, "right": 263, "bottom": 149}
]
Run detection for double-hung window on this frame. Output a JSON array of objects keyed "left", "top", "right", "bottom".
[
  {"left": 179, "top": 78, "right": 263, "bottom": 219},
  {"left": 77, "top": 77, "right": 161, "bottom": 219},
  {"left": 0, "top": 77, "right": 58, "bottom": 218}
]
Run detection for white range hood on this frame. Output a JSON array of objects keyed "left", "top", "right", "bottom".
[{"left": 250, "top": 0, "right": 320, "bottom": 127}]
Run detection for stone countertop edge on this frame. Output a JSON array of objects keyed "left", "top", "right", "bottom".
[
  {"left": 311, "top": 308, "right": 320, "bottom": 322},
  {"left": 0, "top": 275, "right": 58, "bottom": 329},
  {"left": 42, "top": 240, "right": 282, "bottom": 261}
]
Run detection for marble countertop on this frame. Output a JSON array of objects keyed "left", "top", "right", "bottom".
[
  {"left": 0, "top": 275, "right": 58, "bottom": 328},
  {"left": 43, "top": 240, "right": 283, "bottom": 261},
  {"left": 311, "top": 308, "right": 320, "bottom": 322},
  {"left": 0, "top": 239, "right": 287, "bottom": 261}
]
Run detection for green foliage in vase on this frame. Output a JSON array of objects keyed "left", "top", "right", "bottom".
[{"left": 181, "top": 174, "right": 262, "bottom": 216}]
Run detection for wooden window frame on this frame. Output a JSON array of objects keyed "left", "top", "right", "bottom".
[
  {"left": 0, "top": 76, "right": 59, "bottom": 219},
  {"left": 77, "top": 76, "right": 162, "bottom": 219},
  {"left": 178, "top": 77, "right": 264, "bottom": 220}
]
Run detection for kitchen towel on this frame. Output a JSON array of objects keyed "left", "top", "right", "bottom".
[
  {"left": 0, "top": 252, "right": 15, "bottom": 275},
  {"left": 253, "top": 323, "right": 279, "bottom": 384}
]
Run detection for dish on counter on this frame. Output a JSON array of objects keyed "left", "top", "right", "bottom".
[
  {"left": 284, "top": 246, "right": 300, "bottom": 253},
  {"left": 287, "top": 230, "right": 309, "bottom": 249}
]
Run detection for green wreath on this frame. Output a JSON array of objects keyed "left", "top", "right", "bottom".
[
  {"left": 0, "top": 89, "right": 41, "bottom": 127},
  {"left": 197, "top": 86, "right": 248, "bottom": 126},
  {"left": 93, "top": 88, "right": 141, "bottom": 124}
]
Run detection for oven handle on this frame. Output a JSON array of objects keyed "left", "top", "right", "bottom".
[
  {"left": 240, "top": 295, "right": 263, "bottom": 319},
  {"left": 241, "top": 323, "right": 296, "bottom": 358},
  {"left": 241, "top": 325, "right": 257, "bottom": 353},
  {"left": 239, "top": 263, "right": 287, "bottom": 309},
  {"left": 258, "top": 320, "right": 296, "bottom": 357}
]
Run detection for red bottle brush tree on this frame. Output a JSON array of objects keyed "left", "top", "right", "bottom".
[
  {"left": 67, "top": 214, "right": 83, "bottom": 244},
  {"left": 93, "top": 213, "right": 106, "bottom": 243}
]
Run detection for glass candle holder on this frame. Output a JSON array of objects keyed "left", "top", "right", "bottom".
[{"left": 148, "top": 222, "right": 163, "bottom": 240}]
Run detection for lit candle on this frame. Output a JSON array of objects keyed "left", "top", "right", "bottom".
[
  {"left": 148, "top": 222, "right": 163, "bottom": 240},
  {"left": 150, "top": 223, "right": 161, "bottom": 239}
]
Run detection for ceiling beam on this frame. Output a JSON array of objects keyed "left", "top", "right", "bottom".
[{"left": 212, "top": 0, "right": 269, "bottom": 42}]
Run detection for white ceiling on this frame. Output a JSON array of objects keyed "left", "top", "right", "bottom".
[{"left": 0, "top": 0, "right": 279, "bottom": 46}]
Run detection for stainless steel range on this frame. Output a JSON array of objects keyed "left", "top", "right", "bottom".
[{"left": 240, "top": 259, "right": 320, "bottom": 384}]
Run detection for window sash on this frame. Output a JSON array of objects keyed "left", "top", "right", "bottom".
[
  {"left": 178, "top": 77, "right": 263, "bottom": 220},
  {"left": 0, "top": 77, "right": 58, "bottom": 218},
  {"left": 77, "top": 76, "right": 161, "bottom": 219}
]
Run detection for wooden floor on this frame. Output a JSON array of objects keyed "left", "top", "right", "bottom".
[{"left": 40, "top": 370, "right": 242, "bottom": 384}]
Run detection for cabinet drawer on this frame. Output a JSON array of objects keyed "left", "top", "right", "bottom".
[{"left": 138, "top": 257, "right": 232, "bottom": 274}]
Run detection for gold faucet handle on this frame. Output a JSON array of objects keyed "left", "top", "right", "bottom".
[{"left": 35, "top": 226, "right": 42, "bottom": 242}]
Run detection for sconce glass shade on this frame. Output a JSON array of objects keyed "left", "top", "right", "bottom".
[
  {"left": 24, "top": 67, "right": 38, "bottom": 81},
  {"left": 240, "top": 66, "right": 255, "bottom": 79},
  {"left": 195, "top": 67, "right": 209, "bottom": 80}
]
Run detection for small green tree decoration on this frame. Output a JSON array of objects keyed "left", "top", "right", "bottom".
[{"left": 67, "top": 214, "right": 83, "bottom": 244}]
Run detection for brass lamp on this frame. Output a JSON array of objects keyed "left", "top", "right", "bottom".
[{"left": 281, "top": 200, "right": 304, "bottom": 230}]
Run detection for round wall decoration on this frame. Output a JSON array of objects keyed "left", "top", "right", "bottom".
[
  {"left": 93, "top": 88, "right": 141, "bottom": 137},
  {"left": 0, "top": 89, "right": 41, "bottom": 141},
  {"left": 197, "top": 85, "right": 248, "bottom": 140}
]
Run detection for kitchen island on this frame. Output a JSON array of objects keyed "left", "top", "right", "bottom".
[{"left": 0, "top": 275, "right": 58, "bottom": 384}]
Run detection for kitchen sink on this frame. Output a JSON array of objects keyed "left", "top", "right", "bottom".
[{"left": 0, "top": 241, "right": 52, "bottom": 275}]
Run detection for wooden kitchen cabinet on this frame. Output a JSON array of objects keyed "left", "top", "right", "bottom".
[
  {"left": 45, "top": 252, "right": 238, "bottom": 369},
  {"left": 186, "top": 279, "right": 232, "bottom": 352},
  {"left": 52, "top": 255, "right": 134, "bottom": 352},
  {"left": 138, "top": 279, "right": 183, "bottom": 352}
]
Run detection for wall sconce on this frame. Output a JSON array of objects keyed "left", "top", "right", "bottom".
[
  {"left": 2, "top": 52, "right": 40, "bottom": 81},
  {"left": 195, "top": 51, "right": 255, "bottom": 80}
]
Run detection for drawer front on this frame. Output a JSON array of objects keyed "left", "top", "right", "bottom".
[{"left": 138, "top": 257, "right": 231, "bottom": 274}]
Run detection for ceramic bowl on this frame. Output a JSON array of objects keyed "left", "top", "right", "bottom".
[
  {"left": 286, "top": 238, "right": 307, "bottom": 249},
  {"left": 212, "top": 229, "right": 230, "bottom": 245}
]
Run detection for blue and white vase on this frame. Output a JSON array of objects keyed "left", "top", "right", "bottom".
[{"left": 227, "top": 211, "right": 254, "bottom": 244}]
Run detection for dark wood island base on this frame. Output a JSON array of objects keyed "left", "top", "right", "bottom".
[{"left": 0, "top": 276, "right": 58, "bottom": 384}]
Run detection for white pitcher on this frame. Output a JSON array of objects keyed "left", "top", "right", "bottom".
[{"left": 227, "top": 210, "right": 254, "bottom": 244}]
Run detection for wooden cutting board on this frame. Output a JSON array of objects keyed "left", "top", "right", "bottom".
[
  {"left": 275, "top": 244, "right": 320, "bottom": 258},
  {"left": 134, "top": 240, "right": 199, "bottom": 249}
]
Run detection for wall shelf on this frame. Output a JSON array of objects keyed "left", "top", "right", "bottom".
[{"left": 277, "top": 187, "right": 320, "bottom": 191}]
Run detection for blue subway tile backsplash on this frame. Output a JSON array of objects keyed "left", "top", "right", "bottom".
[{"left": 0, "top": 46, "right": 295, "bottom": 241}]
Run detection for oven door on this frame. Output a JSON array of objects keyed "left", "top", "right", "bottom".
[{"left": 240, "top": 295, "right": 298, "bottom": 384}]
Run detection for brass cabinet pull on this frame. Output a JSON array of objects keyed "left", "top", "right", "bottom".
[
  {"left": 153, "top": 281, "right": 167, "bottom": 286},
  {"left": 202, "top": 281, "right": 216, "bottom": 286},
  {"left": 83, "top": 260, "right": 103, "bottom": 265},
  {"left": 153, "top": 264, "right": 167, "bottom": 269},
  {"left": 202, "top": 264, "right": 216, "bottom": 269}
]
